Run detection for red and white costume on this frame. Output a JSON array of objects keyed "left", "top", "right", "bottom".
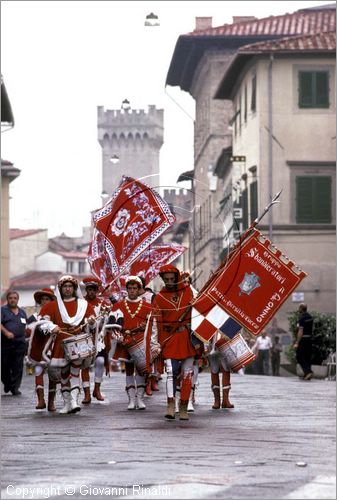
[
  {"left": 151, "top": 265, "right": 196, "bottom": 420},
  {"left": 39, "top": 276, "right": 96, "bottom": 414},
  {"left": 81, "top": 277, "right": 112, "bottom": 403},
  {"left": 108, "top": 293, "right": 155, "bottom": 410}
]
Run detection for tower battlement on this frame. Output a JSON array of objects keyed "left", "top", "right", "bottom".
[
  {"left": 98, "top": 105, "right": 163, "bottom": 127},
  {"left": 97, "top": 105, "right": 164, "bottom": 147}
]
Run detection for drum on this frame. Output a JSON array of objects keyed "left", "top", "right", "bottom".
[
  {"left": 216, "top": 333, "right": 256, "bottom": 372},
  {"left": 127, "top": 338, "right": 159, "bottom": 375},
  {"left": 62, "top": 333, "right": 95, "bottom": 362}
]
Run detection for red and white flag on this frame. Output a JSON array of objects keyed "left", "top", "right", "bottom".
[
  {"left": 191, "top": 229, "right": 307, "bottom": 342},
  {"left": 120, "top": 243, "right": 187, "bottom": 287},
  {"left": 88, "top": 177, "right": 176, "bottom": 287}
]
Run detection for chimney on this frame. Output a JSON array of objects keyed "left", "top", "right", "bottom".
[
  {"left": 232, "top": 16, "right": 257, "bottom": 24},
  {"left": 195, "top": 17, "right": 213, "bottom": 31}
]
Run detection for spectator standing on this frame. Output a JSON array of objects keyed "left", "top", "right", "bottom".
[
  {"left": 253, "top": 331, "right": 273, "bottom": 375},
  {"left": 294, "top": 303, "right": 314, "bottom": 380},
  {"left": 1, "top": 291, "right": 28, "bottom": 395},
  {"left": 271, "top": 335, "right": 283, "bottom": 376}
]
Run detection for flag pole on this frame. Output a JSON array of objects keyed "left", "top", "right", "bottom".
[{"left": 195, "top": 190, "right": 282, "bottom": 297}]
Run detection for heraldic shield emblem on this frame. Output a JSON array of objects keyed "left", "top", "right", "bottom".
[{"left": 239, "top": 272, "right": 261, "bottom": 296}]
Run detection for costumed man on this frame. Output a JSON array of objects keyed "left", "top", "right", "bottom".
[
  {"left": 26, "top": 288, "right": 58, "bottom": 411},
  {"left": 175, "top": 271, "right": 202, "bottom": 414},
  {"left": 151, "top": 265, "right": 196, "bottom": 421},
  {"left": 107, "top": 276, "right": 159, "bottom": 411},
  {"left": 39, "top": 275, "right": 96, "bottom": 414},
  {"left": 204, "top": 332, "right": 234, "bottom": 410},
  {"left": 138, "top": 275, "right": 158, "bottom": 397},
  {"left": 81, "top": 276, "right": 111, "bottom": 404}
]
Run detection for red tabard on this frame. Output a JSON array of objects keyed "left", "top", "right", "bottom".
[
  {"left": 112, "top": 298, "right": 152, "bottom": 361},
  {"left": 39, "top": 299, "right": 95, "bottom": 367},
  {"left": 152, "top": 285, "right": 196, "bottom": 360}
]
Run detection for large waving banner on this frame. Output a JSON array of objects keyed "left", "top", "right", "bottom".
[
  {"left": 121, "top": 243, "right": 187, "bottom": 286},
  {"left": 89, "top": 177, "right": 176, "bottom": 287},
  {"left": 192, "top": 229, "right": 307, "bottom": 341}
]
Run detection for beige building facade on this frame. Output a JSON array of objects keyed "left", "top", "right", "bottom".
[
  {"left": 215, "top": 34, "right": 336, "bottom": 324},
  {"left": 166, "top": 5, "right": 336, "bottom": 328}
]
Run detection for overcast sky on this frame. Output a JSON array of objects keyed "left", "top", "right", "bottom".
[{"left": 1, "top": 1, "right": 329, "bottom": 237}]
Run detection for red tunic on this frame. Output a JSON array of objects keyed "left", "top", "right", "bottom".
[
  {"left": 111, "top": 298, "right": 152, "bottom": 361},
  {"left": 40, "top": 299, "right": 95, "bottom": 367},
  {"left": 152, "top": 284, "right": 196, "bottom": 360}
]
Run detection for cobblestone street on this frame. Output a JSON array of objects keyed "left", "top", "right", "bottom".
[{"left": 1, "top": 370, "right": 336, "bottom": 499}]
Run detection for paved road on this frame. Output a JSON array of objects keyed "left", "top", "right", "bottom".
[{"left": 1, "top": 370, "right": 336, "bottom": 500}]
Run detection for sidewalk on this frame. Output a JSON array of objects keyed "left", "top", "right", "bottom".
[{"left": 1, "top": 370, "right": 336, "bottom": 499}]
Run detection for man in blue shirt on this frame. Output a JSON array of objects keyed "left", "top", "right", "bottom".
[{"left": 1, "top": 290, "right": 28, "bottom": 395}]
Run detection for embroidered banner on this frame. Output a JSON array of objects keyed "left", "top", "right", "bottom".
[
  {"left": 192, "top": 229, "right": 307, "bottom": 340},
  {"left": 88, "top": 177, "right": 176, "bottom": 287},
  {"left": 92, "top": 177, "right": 176, "bottom": 278},
  {"left": 121, "top": 243, "right": 187, "bottom": 286}
]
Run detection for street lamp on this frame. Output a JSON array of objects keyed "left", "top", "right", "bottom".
[
  {"left": 144, "top": 12, "right": 160, "bottom": 27},
  {"left": 109, "top": 154, "right": 120, "bottom": 164},
  {"left": 121, "top": 99, "right": 131, "bottom": 111}
]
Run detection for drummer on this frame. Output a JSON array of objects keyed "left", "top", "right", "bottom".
[
  {"left": 107, "top": 276, "right": 159, "bottom": 411},
  {"left": 80, "top": 276, "right": 111, "bottom": 404},
  {"left": 39, "top": 275, "right": 96, "bottom": 414}
]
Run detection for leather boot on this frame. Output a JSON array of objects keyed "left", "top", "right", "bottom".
[
  {"left": 136, "top": 385, "right": 146, "bottom": 410},
  {"left": 212, "top": 385, "right": 221, "bottom": 409},
  {"left": 35, "top": 388, "right": 46, "bottom": 410},
  {"left": 92, "top": 382, "right": 104, "bottom": 401},
  {"left": 151, "top": 378, "right": 159, "bottom": 391},
  {"left": 165, "top": 397, "right": 175, "bottom": 420},
  {"left": 126, "top": 386, "right": 136, "bottom": 410},
  {"left": 145, "top": 379, "right": 152, "bottom": 396},
  {"left": 179, "top": 400, "right": 189, "bottom": 420},
  {"left": 82, "top": 386, "right": 92, "bottom": 404},
  {"left": 47, "top": 388, "right": 57, "bottom": 412},
  {"left": 222, "top": 385, "right": 234, "bottom": 408}
]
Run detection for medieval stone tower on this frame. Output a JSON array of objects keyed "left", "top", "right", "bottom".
[{"left": 97, "top": 104, "right": 164, "bottom": 196}]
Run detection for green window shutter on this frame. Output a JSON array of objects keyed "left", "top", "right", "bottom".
[
  {"left": 315, "top": 176, "right": 331, "bottom": 222},
  {"left": 316, "top": 72, "right": 329, "bottom": 107},
  {"left": 244, "top": 85, "right": 247, "bottom": 122},
  {"left": 299, "top": 71, "right": 329, "bottom": 108},
  {"left": 299, "top": 72, "right": 313, "bottom": 107},
  {"left": 296, "top": 176, "right": 331, "bottom": 223},
  {"left": 251, "top": 75, "right": 256, "bottom": 112},
  {"left": 250, "top": 180, "right": 258, "bottom": 222},
  {"left": 242, "top": 188, "right": 249, "bottom": 230},
  {"left": 296, "top": 177, "right": 314, "bottom": 221}
]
